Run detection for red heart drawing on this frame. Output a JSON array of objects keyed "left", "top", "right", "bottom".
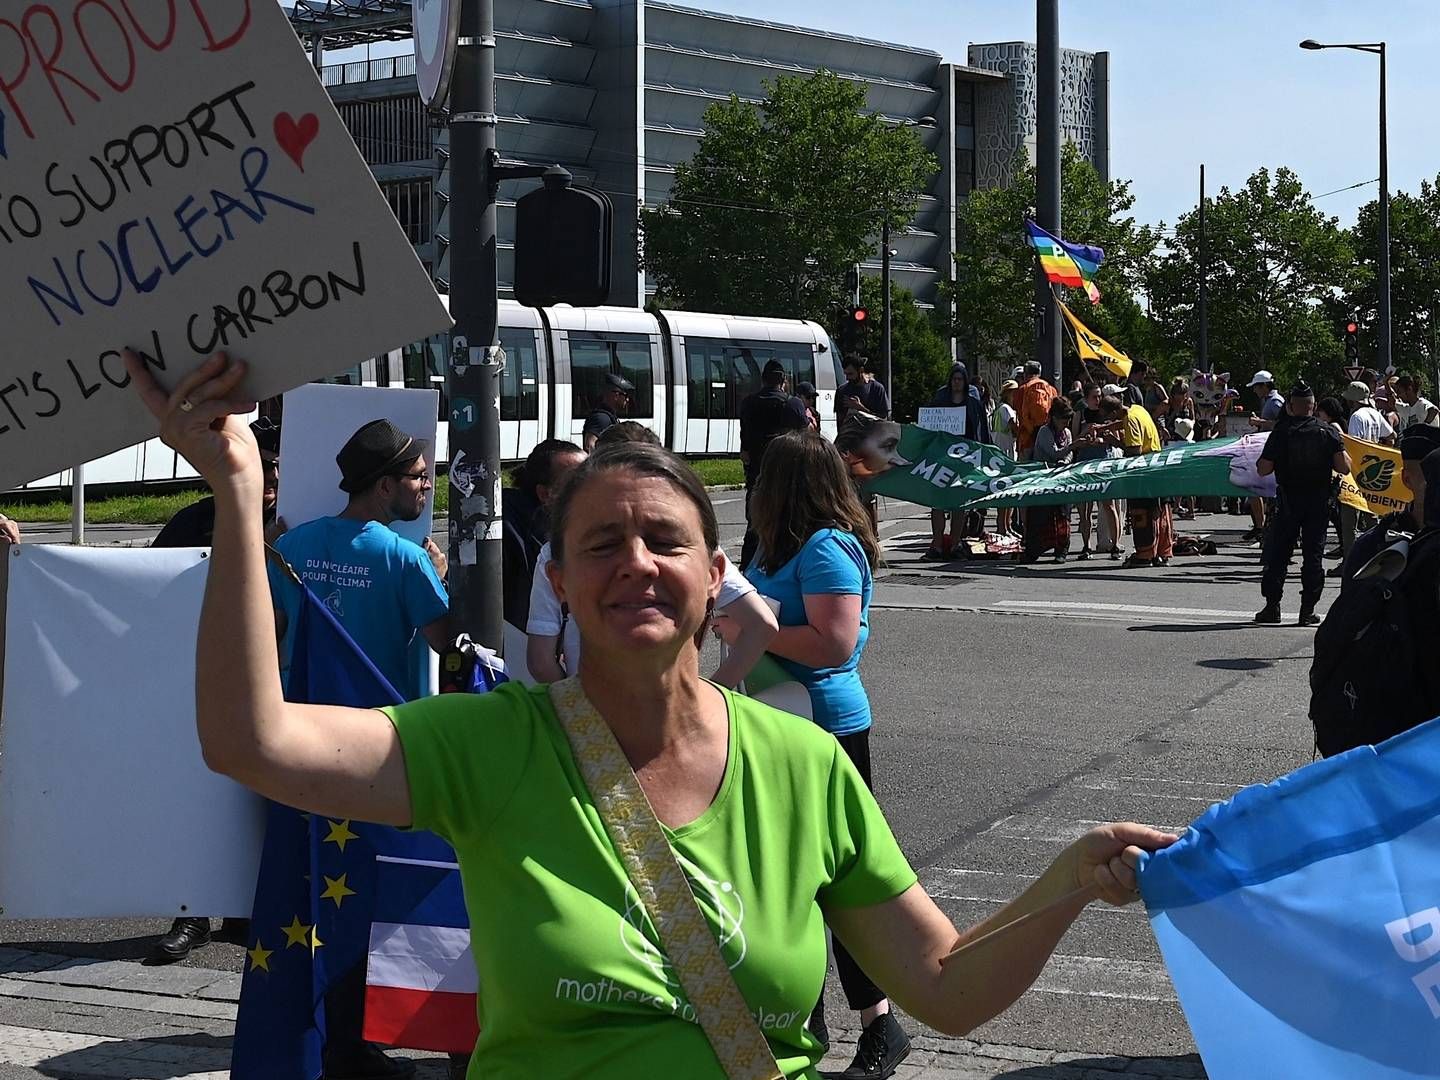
[{"left": 274, "top": 112, "right": 320, "bottom": 171}]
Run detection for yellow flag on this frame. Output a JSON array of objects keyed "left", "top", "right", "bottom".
[
  {"left": 1337, "top": 434, "right": 1412, "bottom": 516},
  {"left": 1058, "top": 304, "right": 1132, "bottom": 378}
]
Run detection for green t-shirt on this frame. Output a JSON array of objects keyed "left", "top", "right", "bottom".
[{"left": 384, "top": 682, "right": 916, "bottom": 1079}]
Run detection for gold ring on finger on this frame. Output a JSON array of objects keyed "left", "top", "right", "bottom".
[{"left": 179, "top": 398, "right": 196, "bottom": 413}]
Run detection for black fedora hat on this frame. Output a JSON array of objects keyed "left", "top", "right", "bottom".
[{"left": 336, "top": 419, "right": 425, "bottom": 494}]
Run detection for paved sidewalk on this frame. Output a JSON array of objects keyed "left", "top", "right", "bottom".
[{"left": 0, "top": 947, "right": 1204, "bottom": 1079}]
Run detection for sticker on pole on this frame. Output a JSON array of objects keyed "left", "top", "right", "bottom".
[{"left": 0, "top": 1, "right": 452, "bottom": 491}]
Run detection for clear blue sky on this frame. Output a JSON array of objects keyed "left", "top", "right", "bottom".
[{"left": 690, "top": 0, "right": 1436, "bottom": 231}]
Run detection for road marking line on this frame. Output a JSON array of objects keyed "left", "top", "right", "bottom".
[
  {"left": 995, "top": 600, "right": 1256, "bottom": 619},
  {"left": 1032, "top": 953, "right": 1177, "bottom": 1004}
]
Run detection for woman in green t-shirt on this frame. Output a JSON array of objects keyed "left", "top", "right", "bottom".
[{"left": 125, "top": 350, "right": 1176, "bottom": 1080}]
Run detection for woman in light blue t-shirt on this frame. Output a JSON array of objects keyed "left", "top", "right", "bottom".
[{"left": 737, "top": 430, "right": 908, "bottom": 1074}]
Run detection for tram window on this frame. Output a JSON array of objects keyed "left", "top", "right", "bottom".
[
  {"left": 403, "top": 336, "right": 449, "bottom": 419},
  {"left": 570, "top": 333, "right": 654, "bottom": 418},
  {"left": 498, "top": 329, "right": 540, "bottom": 422},
  {"left": 686, "top": 342, "right": 726, "bottom": 421}
]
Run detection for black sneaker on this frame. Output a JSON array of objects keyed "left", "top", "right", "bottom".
[
  {"left": 146, "top": 918, "right": 210, "bottom": 964},
  {"left": 323, "top": 1043, "right": 416, "bottom": 1080},
  {"left": 839, "top": 1012, "right": 910, "bottom": 1079},
  {"left": 1254, "top": 604, "right": 1282, "bottom": 625},
  {"left": 1298, "top": 609, "right": 1321, "bottom": 627}
]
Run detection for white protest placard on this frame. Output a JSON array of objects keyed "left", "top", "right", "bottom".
[
  {"left": 917, "top": 406, "right": 969, "bottom": 436},
  {"left": 0, "top": 545, "right": 265, "bottom": 917},
  {"left": 0, "top": 2, "right": 451, "bottom": 490},
  {"left": 276, "top": 383, "right": 441, "bottom": 548}
]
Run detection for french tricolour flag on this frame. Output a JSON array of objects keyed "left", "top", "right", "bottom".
[{"left": 363, "top": 854, "right": 480, "bottom": 1054}]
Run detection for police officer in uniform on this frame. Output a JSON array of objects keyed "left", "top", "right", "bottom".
[
  {"left": 1255, "top": 383, "right": 1351, "bottom": 626},
  {"left": 581, "top": 373, "right": 635, "bottom": 450},
  {"left": 737, "top": 359, "right": 808, "bottom": 568}
]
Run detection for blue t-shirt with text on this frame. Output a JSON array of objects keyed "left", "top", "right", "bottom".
[
  {"left": 745, "top": 528, "right": 872, "bottom": 735},
  {"left": 270, "top": 517, "right": 448, "bottom": 701}
]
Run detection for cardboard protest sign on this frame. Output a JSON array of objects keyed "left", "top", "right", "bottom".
[
  {"left": 0, "top": 1, "right": 451, "bottom": 490},
  {"left": 276, "top": 383, "right": 440, "bottom": 549},
  {"left": 916, "top": 406, "right": 968, "bottom": 436},
  {"left": 0, "top": 545, "right": 264, "bottom": 917}
]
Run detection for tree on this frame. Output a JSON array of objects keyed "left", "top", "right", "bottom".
[
  {"left": 1146, "top": 167, "right": 1356, "bottom": 394},
  {"left": 639, "top": 72, "right": 937, "bottom": 324},
  {"left": 942, "top": 144, "right": 1159, "bottom": 385},
  {"left": 1344, "top": 176, "right": 1440, "bottom": 393},
  {"left": 849, "top": 279, "right": 952, "bottom": 422}
]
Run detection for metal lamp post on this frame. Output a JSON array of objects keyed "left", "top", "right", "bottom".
[
  {"left": 1300, "top": 38, "right": 1390, "bottom": 374},
  {"left": 880, "top": 115, "right": 936, "bottom": 414}
]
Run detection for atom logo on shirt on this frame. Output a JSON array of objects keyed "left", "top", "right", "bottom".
[{"left": 620, "top": 863, "right": 747, "bottom": 987}]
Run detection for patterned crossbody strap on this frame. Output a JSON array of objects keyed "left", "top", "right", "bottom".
[{"left": 548, "top": 677, "right": 784, "bottom": 1080}]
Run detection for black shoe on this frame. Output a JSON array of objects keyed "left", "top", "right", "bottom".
[
  {"left": 1325, "top": 547, "right": 1344, "bottom": 559},
  {"left": 323, "top": 1043, "right": 416, "bottom": 1080},
  {"left": 839, "top": 1012, "right": 911, "bottom": 1079},
  {"left": 806, "top": 1000, "right": 829, "bottom": 1052},
  {"left": 1240, "top": 528, "right": 1263, "bottom": 543},
  {"left": 1254, "top": 604, "right": 1282, "bottom": 625},
  {"left": 1298, "top": 609, "right": 1321, "bottom": 627},
  {"left": 215, "top": 918, "right": 251, "bottom": 945},
  {"left": 146, "top": 918, "right": 210, "bottom": 964}
]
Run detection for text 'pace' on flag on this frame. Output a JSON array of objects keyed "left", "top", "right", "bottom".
[
  {"left": 1140, "top": 715, "right": 1440, "bottom": 1079},
  {"left": 1025, "top": 219, "right": 1104, "bottom": 304},
  {"left": 1058, "top": 303, "right": 1132, "bottom": 379},
  {"left": 230, "top": 584, "right": 491, "bottom": 1079}
]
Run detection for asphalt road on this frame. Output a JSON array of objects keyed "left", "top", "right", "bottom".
[{"left": 3, "top": 495, "right": 1322, "bottom": 1067}]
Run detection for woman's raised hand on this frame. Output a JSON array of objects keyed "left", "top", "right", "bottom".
[
  {"left": 1068, "top": 822, "right": 1179, "bottom": 906},
  {"left": 124, "top": 351, "right": 260, "bottom": 497}
]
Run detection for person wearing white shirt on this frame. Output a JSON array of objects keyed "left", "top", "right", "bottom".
[
  {"left": 1343, "top": 381, "right": 1396, "bottom": 445},
  {"left": 1394, "top": 374, "right": 1440, "bottom": 429},
  {"left": 525, "top": 420, "right": 777, "bottom": 687},
  {"left": 526, "top": 541, "right": 776, "bottom": 687}
]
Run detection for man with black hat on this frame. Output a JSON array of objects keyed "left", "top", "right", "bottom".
[
  {"left": 143, "top": 415, "right": 283, "bottom": 966},
  {"left": 267, "top": 418, "right": 450, "bottom": 1080},
  {"left": 737, "top": 359, "right": 808, "bottom": 569},
  {"left": 1255, "top": 383, "right": 1351, "bottom": 626},
  {"left": 581, "top": 372, "right": 635, "bottom": 450},
  {"left": 151, "top": 416, "right": 283, "bottom": 548}
]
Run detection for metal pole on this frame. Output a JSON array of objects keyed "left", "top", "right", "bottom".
[
  {"left": 70, "top": 464, "right": 84, "bottom": 545},
  {"left": 445, "top": 0, "right": 504, "bottom": 650},
  {"left": 1035, "top": 0, "right": 1062, "bottom": 385},
  {"left": 881, "top": 218, "right": 892, "bottom": 413},
  {"left": 1377, "top": 43, "right": 1391, "bottom": 374},
  {"left": 1198, "top": 163, "right": 1209, "bottom": 372}
]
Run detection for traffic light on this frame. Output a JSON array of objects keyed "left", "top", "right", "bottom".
[
  {"left": 1345, "top": 319, "right": 1359, "bottom": 363},
  {"left": 843, "top": 263, "right": 861, "bottom": 308},
  {"left": 838, "top": 306, "right": 868, "bottom": 358}
]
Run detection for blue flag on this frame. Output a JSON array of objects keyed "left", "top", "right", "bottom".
[
  {"left": 1141, "top": 716, "right": 1440, "bottom": 1079},
  {"left": 231, "top": 585, "right": 480, "bottom": 1079}
]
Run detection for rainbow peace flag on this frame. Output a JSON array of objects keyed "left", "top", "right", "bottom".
[{"left": 1025, "top": 220, "right": 1104, "bottom": 304}]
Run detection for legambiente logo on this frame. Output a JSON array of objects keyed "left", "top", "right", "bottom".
[{"left": 620, "top": 861, "right": 747, "bottom": 988}]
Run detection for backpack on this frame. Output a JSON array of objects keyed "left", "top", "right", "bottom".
[{"left": 1309, "top": 528, "right": 1440, "bottom": 757}]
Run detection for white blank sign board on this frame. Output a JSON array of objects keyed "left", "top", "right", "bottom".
[
  {"left": 276, "top": 383, "right": 441, "bottom": 547},
  {"left": 0, "top": 546, "right": 265, "bottom": 918},
  {"left": 0, "top": 1, "right": 451, "bottom": 491}
]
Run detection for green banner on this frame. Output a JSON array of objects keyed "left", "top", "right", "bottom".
[{"left": 859, "top": 425, "right": 1276, "bottom": 511}]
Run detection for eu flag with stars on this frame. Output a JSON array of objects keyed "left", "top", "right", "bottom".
[{"left": 231, "top": 584, "right": 476, "bottom": 1079}]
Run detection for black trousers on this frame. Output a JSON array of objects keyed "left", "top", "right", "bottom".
[
  {"left": 739, "top": 463, "right": 760, "bottom": 571},
  {"left": 1261, "top": 494, "right": 1329, "bottom": 609},
  {"left": 831, "top": 729, "right": 886, "bottom": 1012}
]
